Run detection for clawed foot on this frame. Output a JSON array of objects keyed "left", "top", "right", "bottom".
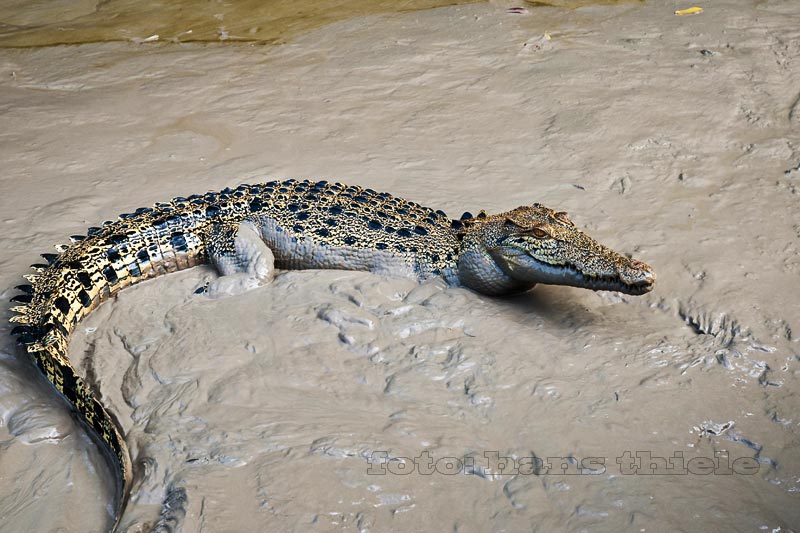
[
  {"left": 203, "top": 273, "right": 267, "bottom": 299},
  {"left": 201, "top": 220, "right": 276, "bottom": 299}
]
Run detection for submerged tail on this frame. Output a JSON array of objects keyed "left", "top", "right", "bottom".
[{"left": 7, "top": 190, "right": 242, "bottom": 528}]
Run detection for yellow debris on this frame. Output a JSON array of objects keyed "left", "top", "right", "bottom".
[{"left": 675, "top": 6, "right": 703, "bottom": 15}]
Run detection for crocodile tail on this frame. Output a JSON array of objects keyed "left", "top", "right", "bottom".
[
  {"left": 29, "top": 342, "right": 133, "bottom": 524},
  {"left": 9, "top": 200, "right": 217, "bottom": 529},
  {"left": 10, "top": 260, "right": 135, "bottom": 527}
]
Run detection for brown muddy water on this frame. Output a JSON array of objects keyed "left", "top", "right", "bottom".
[
  {"left": 0, "top": 0, "right": 485, "bottom": 47},
  {"left": 1, "top": 0, "right": 799, "bottom": 532},
  {"left": 0, "top": 0, "right": 641, "bottom": 47}
]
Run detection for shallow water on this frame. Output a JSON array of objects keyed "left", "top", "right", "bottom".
[
  {"left": 0, "top": 0, "right": 647, "bottom": 48},
  {"left": 1, "top": 0, "right": 799, "bottom": 531},
  {"left": 0, "top": 0, "right": 486, "bottom": 47}
]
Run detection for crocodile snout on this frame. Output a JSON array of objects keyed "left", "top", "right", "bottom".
[{"left": 618, "top": 259, "right": 656, "bottom": 292}]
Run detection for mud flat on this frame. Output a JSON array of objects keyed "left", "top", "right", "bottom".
[{"left": 0, "top": 0, "right": 798, "bottom": 530}]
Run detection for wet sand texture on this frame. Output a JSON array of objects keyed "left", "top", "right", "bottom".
[{"left": 0, "top": 1, "right": 799, "bottom": 531}]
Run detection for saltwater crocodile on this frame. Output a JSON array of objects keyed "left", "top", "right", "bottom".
[{"left": 9, "top": 179, "right": 655, "bottom": 529}]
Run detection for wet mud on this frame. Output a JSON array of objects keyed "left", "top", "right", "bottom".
[{"left": 0, "top": 0, "right": 798, "bottom": 531}]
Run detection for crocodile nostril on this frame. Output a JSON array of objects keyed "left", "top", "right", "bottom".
[{"left": 617, "top": 259, "right": 656, "bottom": 287}]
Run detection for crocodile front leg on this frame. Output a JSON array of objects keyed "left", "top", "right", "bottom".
[{"left": 204, "top": 220, "right": 276, "bottom": 298}]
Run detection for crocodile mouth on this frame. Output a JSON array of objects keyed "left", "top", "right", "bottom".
[
  {"left": 493, "top": 248, "right": 656, "bottom": 295},
  {"left": 555, "top": 262, "right": 654, "bottom": 295},
  {"left": 527, "top": 258, "right": 655, "bottom": 295}
]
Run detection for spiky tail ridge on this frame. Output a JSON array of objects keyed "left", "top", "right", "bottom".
[{"left": 8, "top": 186, "right": 256, "bottom": 529}]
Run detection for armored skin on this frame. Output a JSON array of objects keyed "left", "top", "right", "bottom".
[{"left": 9, "top": 179, "right": 655, "bottom": 530}]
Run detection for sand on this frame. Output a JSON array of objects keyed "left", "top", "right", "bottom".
[{"left": 0, "top": 0, "right": 798, "bottom": 531}]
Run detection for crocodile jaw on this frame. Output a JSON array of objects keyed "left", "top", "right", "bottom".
[{"left": 491, "top": 247, "right": 656, "bottom": 295}]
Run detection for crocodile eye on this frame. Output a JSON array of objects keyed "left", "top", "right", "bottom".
[{"left": 529, "top": 227, "right": 549, "bottom": 239}]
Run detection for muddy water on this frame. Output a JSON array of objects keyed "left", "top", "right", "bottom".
[
  {"left": 0, "top": 0, "right": 645, "bottom": 48},
  {"left": 0, "top": 0, "right": 486, "bottom": 47},
  {"left": 1, "top": 0, "right": 799, "bottom": 531}
]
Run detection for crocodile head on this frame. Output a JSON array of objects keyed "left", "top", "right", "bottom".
[{"left": 456, "top": 205, "right": 655, "bottom": 296}]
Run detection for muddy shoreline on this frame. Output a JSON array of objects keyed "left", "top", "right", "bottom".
[{"left": 1, "top": 1, "right": 798, "bottom": 531}]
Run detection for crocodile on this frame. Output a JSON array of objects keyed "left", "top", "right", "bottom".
[{"left": 8, "top": 179, "right": 655, "bottom": 530}]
